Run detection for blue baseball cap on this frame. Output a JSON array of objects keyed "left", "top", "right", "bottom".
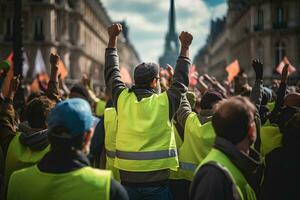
[{"left": 47, "top": 98, "right": 95, "bottom": 138}]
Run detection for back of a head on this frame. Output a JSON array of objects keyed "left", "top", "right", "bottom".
[
  {"left": 69, "top": 84, "right": 92, "bottom": 105},
  {"left": 212, "top": 96, "right": 256, "bottom": 145},
  {"left": 200, "top": 90, "right": 224, "bottom": 110},
  {"left": 282, "top": 112, "right": 300, "bottom": 147},
  {"left": 134, "top": 62, "right": 159, "bottom": 87},
  {"left": 47, "top": 98, "right": 94, "bottom": 150},
  {"left": 24, "top": 96, "right": 55, "bottom": 129}
]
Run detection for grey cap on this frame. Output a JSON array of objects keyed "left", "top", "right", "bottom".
[{"left": 134, "top": 62, "right": 159, "bottom": 85}]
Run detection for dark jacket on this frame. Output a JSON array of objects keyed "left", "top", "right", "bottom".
[
  {"left": 189, "top": 137, "right": 263, "bottom": 200},
  {"left": 261, "top": 145, "right": 300, "bottom": 200},
  {"left": 104, "top": 48, "right": 190, "bottom": 185}
]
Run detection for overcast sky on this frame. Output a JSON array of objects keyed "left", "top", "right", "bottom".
[{"left": 102, "top": 0, "right": 227, "bottom": 63}]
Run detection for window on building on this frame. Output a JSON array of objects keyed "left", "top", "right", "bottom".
[
  {"left": 69, "top": 21, "right": 77, "bottom": 45},
  {"left": 257, "top": 9, "right": 264, "bottom": 28},
  {"left": 34, "top": 17, "right": 44, "bottom": 41},
  {"left": 257, "top": 43, "right": 264, "bottom": 62},
  {"left": 276, "top": 7, "right": 284, "bottom": 24},
  {"left": 68, "top": 0, "right": 77, "bottom": 9},
  {"left": 275, "top": 41, "right": 286, "bottom": 66},
  {"left": 5, "top": 18, "right": 13, "bottom": 40}
]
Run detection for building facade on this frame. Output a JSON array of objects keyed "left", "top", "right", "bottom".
[
  {"left": 194, "top": 0, "right": 300, "bottom": 80},
  {"left": 0, "top": 0, "right": 140, "bottom": 85}
]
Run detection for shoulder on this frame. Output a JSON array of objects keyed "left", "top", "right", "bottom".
[{"left": 190, "top": 164, "right": 233, "bottom": 200}]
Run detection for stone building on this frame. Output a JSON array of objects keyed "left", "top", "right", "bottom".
[
  {"left": 194, "top": 0, "right": 300, "bottom": 80},
  {"left": 0, "top": 0, "right": 140, "bottom": 86}
]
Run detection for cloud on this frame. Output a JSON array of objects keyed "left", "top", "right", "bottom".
[{"left": 102, "top": 0, "right": 227, "bottom": 63}]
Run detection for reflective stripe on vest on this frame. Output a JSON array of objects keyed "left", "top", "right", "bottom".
[
  {"left": 179, "top": 162, "right": 197, "bottom": 172},
  {"left": 116, "top": 149, "right": 177, "bottom": 160},
  {"left": 106, "top": 150, "right": 116, "bottom": 158}
]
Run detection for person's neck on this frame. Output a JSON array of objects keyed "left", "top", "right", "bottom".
[{"left": 236, "top": 140, "right": 250, "bottom": 155}]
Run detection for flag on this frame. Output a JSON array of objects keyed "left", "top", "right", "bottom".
[
  {"left": 226, "top": 60, "right": 240, "bottom": 82},
  {"left": 32, "top": 48, "right": 47, "bottom": 78},
  {"left": 30, "top": 49, "right": 49, "bottom": 92},
  {"left": 276, "top": 56, "right": 296, "bottom": 75},
  {"left": 22, "top": 51, "right": 30, "bottom": 78},
  {"left": 188, "top": 65, "right": 198, "bottom": 87},
  {"left": 58, "top": 60, "right": 68, "bottom": 80},
  {"left": 1, "top": 52, "right": 14, "bottom": 97},
  {"left": 120, "top": 67, "right": 132, "bottom": 85}
]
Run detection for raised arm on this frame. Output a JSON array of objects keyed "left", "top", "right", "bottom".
[
  {"left": 0, "top": 76, "right": 20, "bottom": 156},
  {"left": 167, "top": 31, "right": 193, "bottom": 119},
  {"left": 269, "top": 64, "right": 288, "bottom": 124},
  {"left": 105, "top": 24, "right": 126, "bottom": 106},
  {"left": 46, "top": 53, "right": 61, "bottom": 102},
  {"left": 250, "top": 59, "right": 264, "bottom": 111}
]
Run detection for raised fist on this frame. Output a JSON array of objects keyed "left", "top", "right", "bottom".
[
  {"left": 252, "top": 59, "right": 263, "bottom": 80},
  {"left": 49, "top": 53, "right": 60, "bottom": 67},
  {"left": 107, "top": 24, "right": 123, "bottom": 38},
  {"left": 179, "top": 31, "right": 193, "bottom": 48}
]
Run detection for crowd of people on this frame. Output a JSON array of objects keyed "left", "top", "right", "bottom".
[{"left": 0, "top": 23, "right": 299, "bottom": 200}]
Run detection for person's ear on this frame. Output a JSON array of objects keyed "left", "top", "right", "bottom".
[
  {"left": 150, "top": 78, "right": 157, "bottom": 88},
  {"left": 82, "top": 128, "right": 94, "bottom": 153},
  {"left": 247, "top": 121, "right": 256, "bottom": 143}
]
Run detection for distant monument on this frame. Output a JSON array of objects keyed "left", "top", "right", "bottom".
[{"left": 159, "top": 0, "right": 179, "bottom": 68}]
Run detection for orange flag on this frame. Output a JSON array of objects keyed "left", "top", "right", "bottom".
[
  {"left": 276, "top": 56, "right": 296, "bottom": 75},
  {"left": 58, "top": 60, "right": 68, "bottom": 80},
  {"left": 226, "top": 60, "right": 240, "bottom": 82}
]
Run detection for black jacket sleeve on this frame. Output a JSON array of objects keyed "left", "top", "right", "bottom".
[
  {"left": 189, "top": 165, "right": 234, "bottom": 200},
  {"left": 110, "top": 179, "right": 129, "bottom": 200},
  {"left": 167, "top": 57, "right": 191, "bottom": 120}
]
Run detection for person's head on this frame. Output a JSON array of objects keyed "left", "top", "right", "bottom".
[
  {"left": 134, "top": 62, "right": 160, "bottom": 90},
  {"left": 277, "top": 106, "right": 300, "bottom": 134},
  {"left": 261, "top": 87, "right": 273, "bottom": 106},
  {"left": 282, "top": 112, "right": 300, "bottom": 147},
  {"left": 23, "top": 96, "right": 56, "bottom": 129},
  {"left": 200, "top": 90, "right": 224, "bottom": 110},
  {"left": 47, "top": 98, "right": 95, "bottom": 154},
  {"left": 69, "top": 84, "right": 92, "bottom": 105},
  {"left": 212, "top": 96, "right": 256, "bottom": 150},
  {"left": 284, "top": 93, "right": 300, "bottom": 108}
]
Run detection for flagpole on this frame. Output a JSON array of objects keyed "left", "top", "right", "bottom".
[{"left": 13, "top": 0, "right": 25, "bottom": 110}]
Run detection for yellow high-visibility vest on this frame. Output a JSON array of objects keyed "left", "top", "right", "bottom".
[
  {"left": 115, "top": 89, "right": 178, "bottom": 172},
  {"left": 170, "top": 112, "right": 215, "bottom": 181},
  {"left": 198, "top": 148, "right": 257, "bottom": 200},
  {"left": 4, "top": 132, "right": 50, "bottom": 188},
  {"left": 7, "top": 165, "right": 111, "bottom": 200},
  {"left": 104, "top": 107, "right": 120, "bottom": 181}
]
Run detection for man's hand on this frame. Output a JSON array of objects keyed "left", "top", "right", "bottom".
[
  {"left": 281, "top": 64, "right": 289, "bottom": 83},
  {"left": 107, "top": 24, "right": 122, "bottom": 48},
  {"left": 179, "top": 31, "right": 193, "bottom": 49},
  {"left": 252, "top": 59, "right": 263, "bottom": 80},
  {"left": 49, "top": 53, "right": 60, "bottom": 68},
  {"left": 7, "top": 75, "right": 20, "bottom": 100}
]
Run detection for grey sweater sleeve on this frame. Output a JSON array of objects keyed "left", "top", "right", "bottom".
[
  {"left": 176, "top": 95, "right": 192, "bottom": 128},
  {"left": 167, "top": 56, "right": 191, "bottom": 120},
  {"left": 104, "top": 48, "right": 126, "bottom": 106}
]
